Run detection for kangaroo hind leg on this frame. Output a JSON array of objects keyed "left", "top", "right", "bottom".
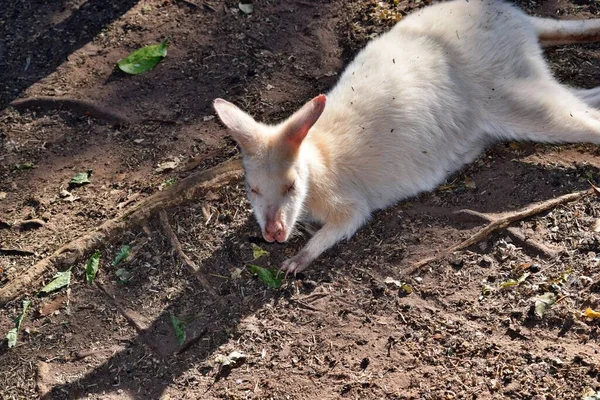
[
  {"left": 573, "top": 86, "right": 600, "bottom": 109},
  {"left": 491, "top": 80, "right": 600, "bottom": 145}
]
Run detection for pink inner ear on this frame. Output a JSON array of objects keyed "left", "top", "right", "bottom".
[{"left": 285, "top": 94, "right": 327, "bottom": 148}]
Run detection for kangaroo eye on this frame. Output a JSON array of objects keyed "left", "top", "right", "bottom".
[
  {"left": 249, "top": 187, "right": 261, "bottom": 196},
  {"left": 285, "top": 181, "right": 296, "bottom": 194}
]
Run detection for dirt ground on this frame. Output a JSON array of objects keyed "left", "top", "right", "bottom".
[{"left": 2, "top": 0, "right": 600, "bottom": 399}]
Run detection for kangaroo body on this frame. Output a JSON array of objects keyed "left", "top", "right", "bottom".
[{"left": 214, "top": 0, "right": 600, "bottom": 274}]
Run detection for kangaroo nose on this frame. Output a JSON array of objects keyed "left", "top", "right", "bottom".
[{"left": 264, "top": 220, "right": 285, "bottom": 243}]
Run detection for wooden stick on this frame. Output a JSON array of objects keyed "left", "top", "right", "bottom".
[
  {"left": 158, "top": 210, "right": 220, "bottom": 299},
  {"left": 406, "top": 188, "right": 592, "bottom": 276}
]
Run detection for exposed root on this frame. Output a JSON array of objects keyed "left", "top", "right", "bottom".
[
  {"left": 158, "top": 210, "right": 220, "bottom": 299},
  {"left": 406, "top": 188, "right": 593, "bottom": 276},
  {"left": 10, "top": 97, "right": 130, "bottom": 125},
  {"left": 0, "top": 158, "right": 244, "bottom": 304}
]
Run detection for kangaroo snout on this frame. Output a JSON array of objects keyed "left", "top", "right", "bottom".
[{"left": 264, "top": 219, "right": 286, "bottom": 243}]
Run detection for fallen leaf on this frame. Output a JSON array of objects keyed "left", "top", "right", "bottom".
[
  {"left": 464, "top": 177, "right": 477, "bottom": 190},
  {"left": 203, "top": 115, "right": 215, "bottom": 122},
  {"left": 155, "top": 159, "right": 180, "bottom": 173},
  {"left": 14, "top": 162, "right": 35, "bottom": 170},
  {"left": 112, "top": 245, "right": 131, "bottom": 266},
  {"left": 115, "top": 268, "right": 132, "bottom": 284},
  {"left": 85, "top": 250, "right": 101, "bottom": 284},
  {"left": 69, "top": 171, "right": 91, "bottom": 186},
  {"left": 500, "top": 272, "right": 530, "bottom": 289},
  {"left": 231, "top": 268, "right": 243, "bottom": 279},
  {"left": 38, "top": 294, "right": 67, "bottom": 317},
  {"left": 5, "top": 299, "right": 31, "bottom": 348},
  {"left": 39, "top": 269, "right": 72, "bottom": 295},
  {"left": 592, "top": 219, "right": 600, "bottom": 233},
  {"left": 0, "top": 192, "right": 7, "bottom": 200},
  {"left": 59, "top": 189, "right": 79, "bottom": 202},
  {"left": 239, "top": 1, "right": 253, "bottom": 14},
  {"left": 398, "top": 282, "right": 413, "bottom": 296},
  {"left": 534, "top": 292, "right": 556, "bottom": 318},
  {"left": 170, "top": 313, "right": 186, "bottom": 345},
  {"left": 215, "top": 350, "right": 246, "bottom": 366},
  {"left": 247, "top": 264, "right": 282, "bottom": 289},
  {"left": 251, "top": 243, "right": 269, "bottom": 260},
  {"left": 205, "top": 191, "right": 220, "bottom": 201},
  {"left": 384, "top": 277, "right": 402, "bottom": 287},
  {"left": 583, "top": 307, "right": 600, "bottom": 319},
  {"left": 117, "top": 38, "right": 168, "bottom": 75}
]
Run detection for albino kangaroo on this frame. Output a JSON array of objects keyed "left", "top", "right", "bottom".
[{"left": 214, "top": 0, "right": 600, "bottom": 274}]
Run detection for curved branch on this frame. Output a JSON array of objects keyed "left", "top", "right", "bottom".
[
  {"left": 0, "top": 158, "right": 244, "bottom": 304},
  {"left": 10, "top": 96, "right": 130, "bottom": 125}
]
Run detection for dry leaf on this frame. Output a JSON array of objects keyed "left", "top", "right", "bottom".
[
  {"left": 464, "top": 177, "right": 476, "bottom": 190},
  {"left": 205, "top": 191, "right": 220, "bottom": 201},
  {"left": 155, "top": 158, "right": 180, "bottom": 173},
  {"left": 231, "top": 268, "right": 243, "bottom": 280},
  {"left": 39, "top": 294, "right": 67, "bottom": 317},
  {"left": 592, "top": 219, "right": 600, "bottom": 233},
  {"left": 583, "top": 307, "right": 600, "bottom": 319}
]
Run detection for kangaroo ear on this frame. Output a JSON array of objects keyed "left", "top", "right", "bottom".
[
  {"left": 282, "top": 95, "right": 326, "bottom": 149},
  {"left": 214, "top": 98, "right": 259, "bottom": 153}
]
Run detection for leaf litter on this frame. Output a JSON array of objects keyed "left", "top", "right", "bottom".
[{"left": 5, "top": 299, "right": 31, "bottom": 348}]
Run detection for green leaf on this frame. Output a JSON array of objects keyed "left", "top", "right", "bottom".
[
  {"left": 117, "top": 39, "right": 168, "bottom": 75},
  {"left": 5, "top": 328, "right": 18, "bottom": 348},
  {"left": 247, "top": 264, "right": 282, "bottom": 289},
  {"left": 69, "top": 171, "right": 91, "bottom": 186},
  {"left": 115, "top": 268, "right": 132, "bottom": 284},
  {"left": 499, "top": 279, "right": 518, "bottom": 289},
  {"left": 164, "top": 177, "right": 177, "bottom": 187},
  {"left": 85, "top": 250, "right": 101, "bottom": 284},
  {"left": 14, "top": 162, "right": 35, "bottom": 170},
  {"left": 500, "top": 272, "right": 530, "bottom": 289},
  {"left": 39, "top": 269, "right": 72, "bottom": 295},
  {"left": 399, "top": 282, "right": 413, "bottom": 296},
  {"left": 170, "top": 313, "right": 186, "bottom": 345},
  {"left": 251, "top": 243, "right": 269, "bottom": 260},
  {"left": 6, "top": 299, "right": 31, "bottom": 348},
  {"left": 534, "top": 292, "right": 557, "bottom": 318},
  {"left": 112, "top": 245, "right": 131, "bottom": 266}
]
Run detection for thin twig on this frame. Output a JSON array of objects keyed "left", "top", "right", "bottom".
[
  {"left": 158, "top": 210, "right": 220, "bottom": 299},
  {"left": 406, "top": 188, "right": 592, "bottom": 276}
]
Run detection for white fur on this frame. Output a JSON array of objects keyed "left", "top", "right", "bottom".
[{"left": 214, "top": 0, "right": 600, "bottom": 273}]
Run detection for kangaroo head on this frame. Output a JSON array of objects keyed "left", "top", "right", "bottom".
[{"left": 213, "top": 95, "right": 326, "bottom": 243}]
